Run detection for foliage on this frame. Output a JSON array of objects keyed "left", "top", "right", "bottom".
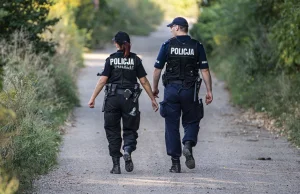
[
  {"left": 75, "top": 0, "right": 163, "bottom": 48},
  {"left": 0, "top": 169, "right": 19, "bottom": 194},
  {"left": 152, "top": 0, "right": 200, "bottom": 19},
  {"left": 107, "top": 0, "right": 163, "bottom": 35},
  {"left": 45, "top": 0, "right": 84, "bottom": 106},
  {"left": 0, "top": 24, "right": 81, "bottom": 192},
  {"left": 191, "top": 0, "right": 300, "bottom": 145},
  {"left": 0, "top": 8, "right": 8, "bottom": 90},
  {"left": 0, "top": 34, "right": 62, "bottom": 190},
  {"left": 0, "top": 0, "right": 83, "bottom": 192},
  {"left": 75, "top": 0, "right": 118, "bottom": 48},
  {"left": 0, "top": 0, "right": 59, "bottom": 55}
]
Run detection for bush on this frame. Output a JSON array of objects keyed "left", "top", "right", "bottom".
[
  {"left": 190, "top": 0, "right": 300, "bottom": 146},
  {"left": 0, "top": 31, "right": 79, "bottom": 191},
  {"left": 0, "top": 169, "right": 19, "bottom": 194},
  {"left": 75, "top": 0, "right": 163, "bottom": 48},
  {"left": 107, "top": 0, "right": 163, "bottom": 35},
  {"left": 0, "top": 0, "right": 85, "bottom": 192}
]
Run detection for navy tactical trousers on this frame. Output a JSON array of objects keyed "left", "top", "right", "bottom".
[{"left": 159, "top": 83, "right": 203, "bottom": 158}]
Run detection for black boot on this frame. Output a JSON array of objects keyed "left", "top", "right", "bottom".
[
  {"left": 183, "top": 141, "right": 195, "bottom": 169},
  {"left": 123, "top": 149, "right": 134, "bottom": 172},
  {"left": 169, "top": 157, "right": 181, "bottom": 173},
  {"left": 110, "top": 157, "right": 121, "bottom": 174}
]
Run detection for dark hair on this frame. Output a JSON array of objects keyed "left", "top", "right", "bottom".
[
  {"left": 179, "top": 25, "right": 188, "bottom": 33},
  {"left": 119, "top": 41, "right": 131, "bottom": 58}
]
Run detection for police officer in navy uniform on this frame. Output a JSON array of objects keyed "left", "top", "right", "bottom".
[
  {"left": 89, "top": 31, "right": 159, "bottom": 174},
  {"left": 152, "top": 17, "right": 213, "bottom": 173}
]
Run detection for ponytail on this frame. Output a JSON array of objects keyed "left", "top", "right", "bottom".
[{"left": 121, "top": 41, "right": 131, "bottom": 58}]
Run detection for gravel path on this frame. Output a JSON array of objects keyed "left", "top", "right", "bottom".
[{"left": 33, "top": 22, "right": 300, "bottom": 194}]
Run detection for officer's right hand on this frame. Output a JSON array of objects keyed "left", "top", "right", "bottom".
[
  {"left": 205, "top": 91, "right": 213, "bottom": 105},
  {"left": 152, "top": 99, "right": 159, "bottom": 112},
  {"left": 152, "top": 89, "right": 159, "bottom": 98},
  {"left": 88, "top": 99, "right": 95, "bottom": 108}
]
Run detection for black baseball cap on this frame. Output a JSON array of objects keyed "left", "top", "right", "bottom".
[
  {"left": 167, "top": 17, "right": 189, "bottom": 27},
  {"left": 112, "top": 31, "right": 130, "bottom": 43}
]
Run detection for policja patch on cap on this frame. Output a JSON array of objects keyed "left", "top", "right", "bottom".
[{"left": 167, "top": 17, "right": 189, "bottom": 27}]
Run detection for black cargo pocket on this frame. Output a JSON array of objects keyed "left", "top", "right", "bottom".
[
  {"left": 124, "top": 109, "right": 140, "bottom": 130},
  {"left": 197, "top": 99, "right": 204, "bottom": 121},
  {"left": 159, "top": 101, "right": 167, "bottom": 118}
]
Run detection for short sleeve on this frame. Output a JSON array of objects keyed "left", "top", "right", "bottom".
[
  {"left": 136, "top": 56, "right": 147, "bottom": 78},
  {"left": 101, "top": 58, "right": 111, "bottom": 76},
  {"left": 198, "top": 43, "right": 209, "bottom": 69},
  {"left": 154, "top": 41, "right": 169, "bottom": 69}
]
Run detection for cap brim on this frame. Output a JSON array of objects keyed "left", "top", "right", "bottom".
[{"left": 166, "top": 23, "right": 173, "bottom": 27}]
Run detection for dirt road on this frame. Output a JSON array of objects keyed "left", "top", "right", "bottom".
[{"left": 34, "top": 22, "right": 300, "bottom": 194}]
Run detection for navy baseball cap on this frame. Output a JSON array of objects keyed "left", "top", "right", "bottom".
[
  {"left": 167, "top": 17, "right": 189, "bottom": 27},
  {"left": 112, "top": 31, "right": 130, "bottom": 43}
]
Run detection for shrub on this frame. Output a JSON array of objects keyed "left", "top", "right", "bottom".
[
  {"left": 75, "top": 0, "right": 163, "bottom": 48},
  {"left": 190, "top": 0, "right": 300, "bottom": 146},
  {"left": 0, "top": 32, "right": 79, "bottom": 190}
]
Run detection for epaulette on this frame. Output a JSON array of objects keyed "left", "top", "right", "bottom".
[
  {"left": 130, "top": 52, "right": 137, "bottom": 56},
  {"left": 109, "top": 52, "right": 117, "bottom": 57},
  {"left": 191, "top": 38, "right": 202, "bottom": 45},
  {"left": 163, "top": 37, "right": 176, "bottom": 45}
]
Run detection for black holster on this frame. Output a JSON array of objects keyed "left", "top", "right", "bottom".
[
  {"left": 194, "top": 77, "right": 202, "bottom": 102},
  {"left": 132, "top": 84, "right": 142, "bottom": 103},
  {"left": 102, "top": 84, "right": 111, "bottom": 112},
  {"left": 162, "top": 73, "right": 168, "bottom": 87}
]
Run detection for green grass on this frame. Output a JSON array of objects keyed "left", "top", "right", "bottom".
[{"left": 0, "top": 32, "right": 80, "bottom": 192}]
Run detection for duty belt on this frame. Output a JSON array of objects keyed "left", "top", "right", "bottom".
[
  {"left": 168, "top": 80, "right": 184, "bottom": 85},
  {"left": 104, "top": 84, "right": 142, "bottom": 103},
  {"left": 115, "top": 89, "right": 133, "bottom": 95}
]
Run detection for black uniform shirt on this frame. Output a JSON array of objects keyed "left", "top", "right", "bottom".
[
  {"left": 154, "top": 35, "right": 209, "bottom": 70},
  {"left": 102, "top": 50, "right": 147, "bottom": 78}
]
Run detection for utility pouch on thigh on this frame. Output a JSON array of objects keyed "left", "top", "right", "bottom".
[{"left": 125, "top": 110, "right": 140, "bottom": 130}]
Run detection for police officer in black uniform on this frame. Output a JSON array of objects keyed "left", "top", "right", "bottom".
[
  {"left": 89, "top": 31, "right": 159, "bottom": 174},
  {"left": 152, "top": 17, "right": 213, "bottom": 173}
]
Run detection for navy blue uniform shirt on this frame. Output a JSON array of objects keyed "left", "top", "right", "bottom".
[
  {"left": 154, "top": 35, "right": 209, "bottom": 69},
  {"left": 102, "top": 50, "right": 147, "bottom": 78}
]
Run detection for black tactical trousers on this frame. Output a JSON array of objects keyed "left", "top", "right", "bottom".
[{"left": 104, "top": 94, "right": 140, "bottom": 158}]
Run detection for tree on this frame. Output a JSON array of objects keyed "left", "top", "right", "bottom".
[{"left": 0, "top": 0, "right": 59, "bottom": 55}]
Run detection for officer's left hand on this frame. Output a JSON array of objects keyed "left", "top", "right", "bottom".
[
  {"left": 88, "top": 99, "right": 95, "bottom": 108},
  {"left": 152, "top": 99, "right": 159, "bottom": 112}
]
